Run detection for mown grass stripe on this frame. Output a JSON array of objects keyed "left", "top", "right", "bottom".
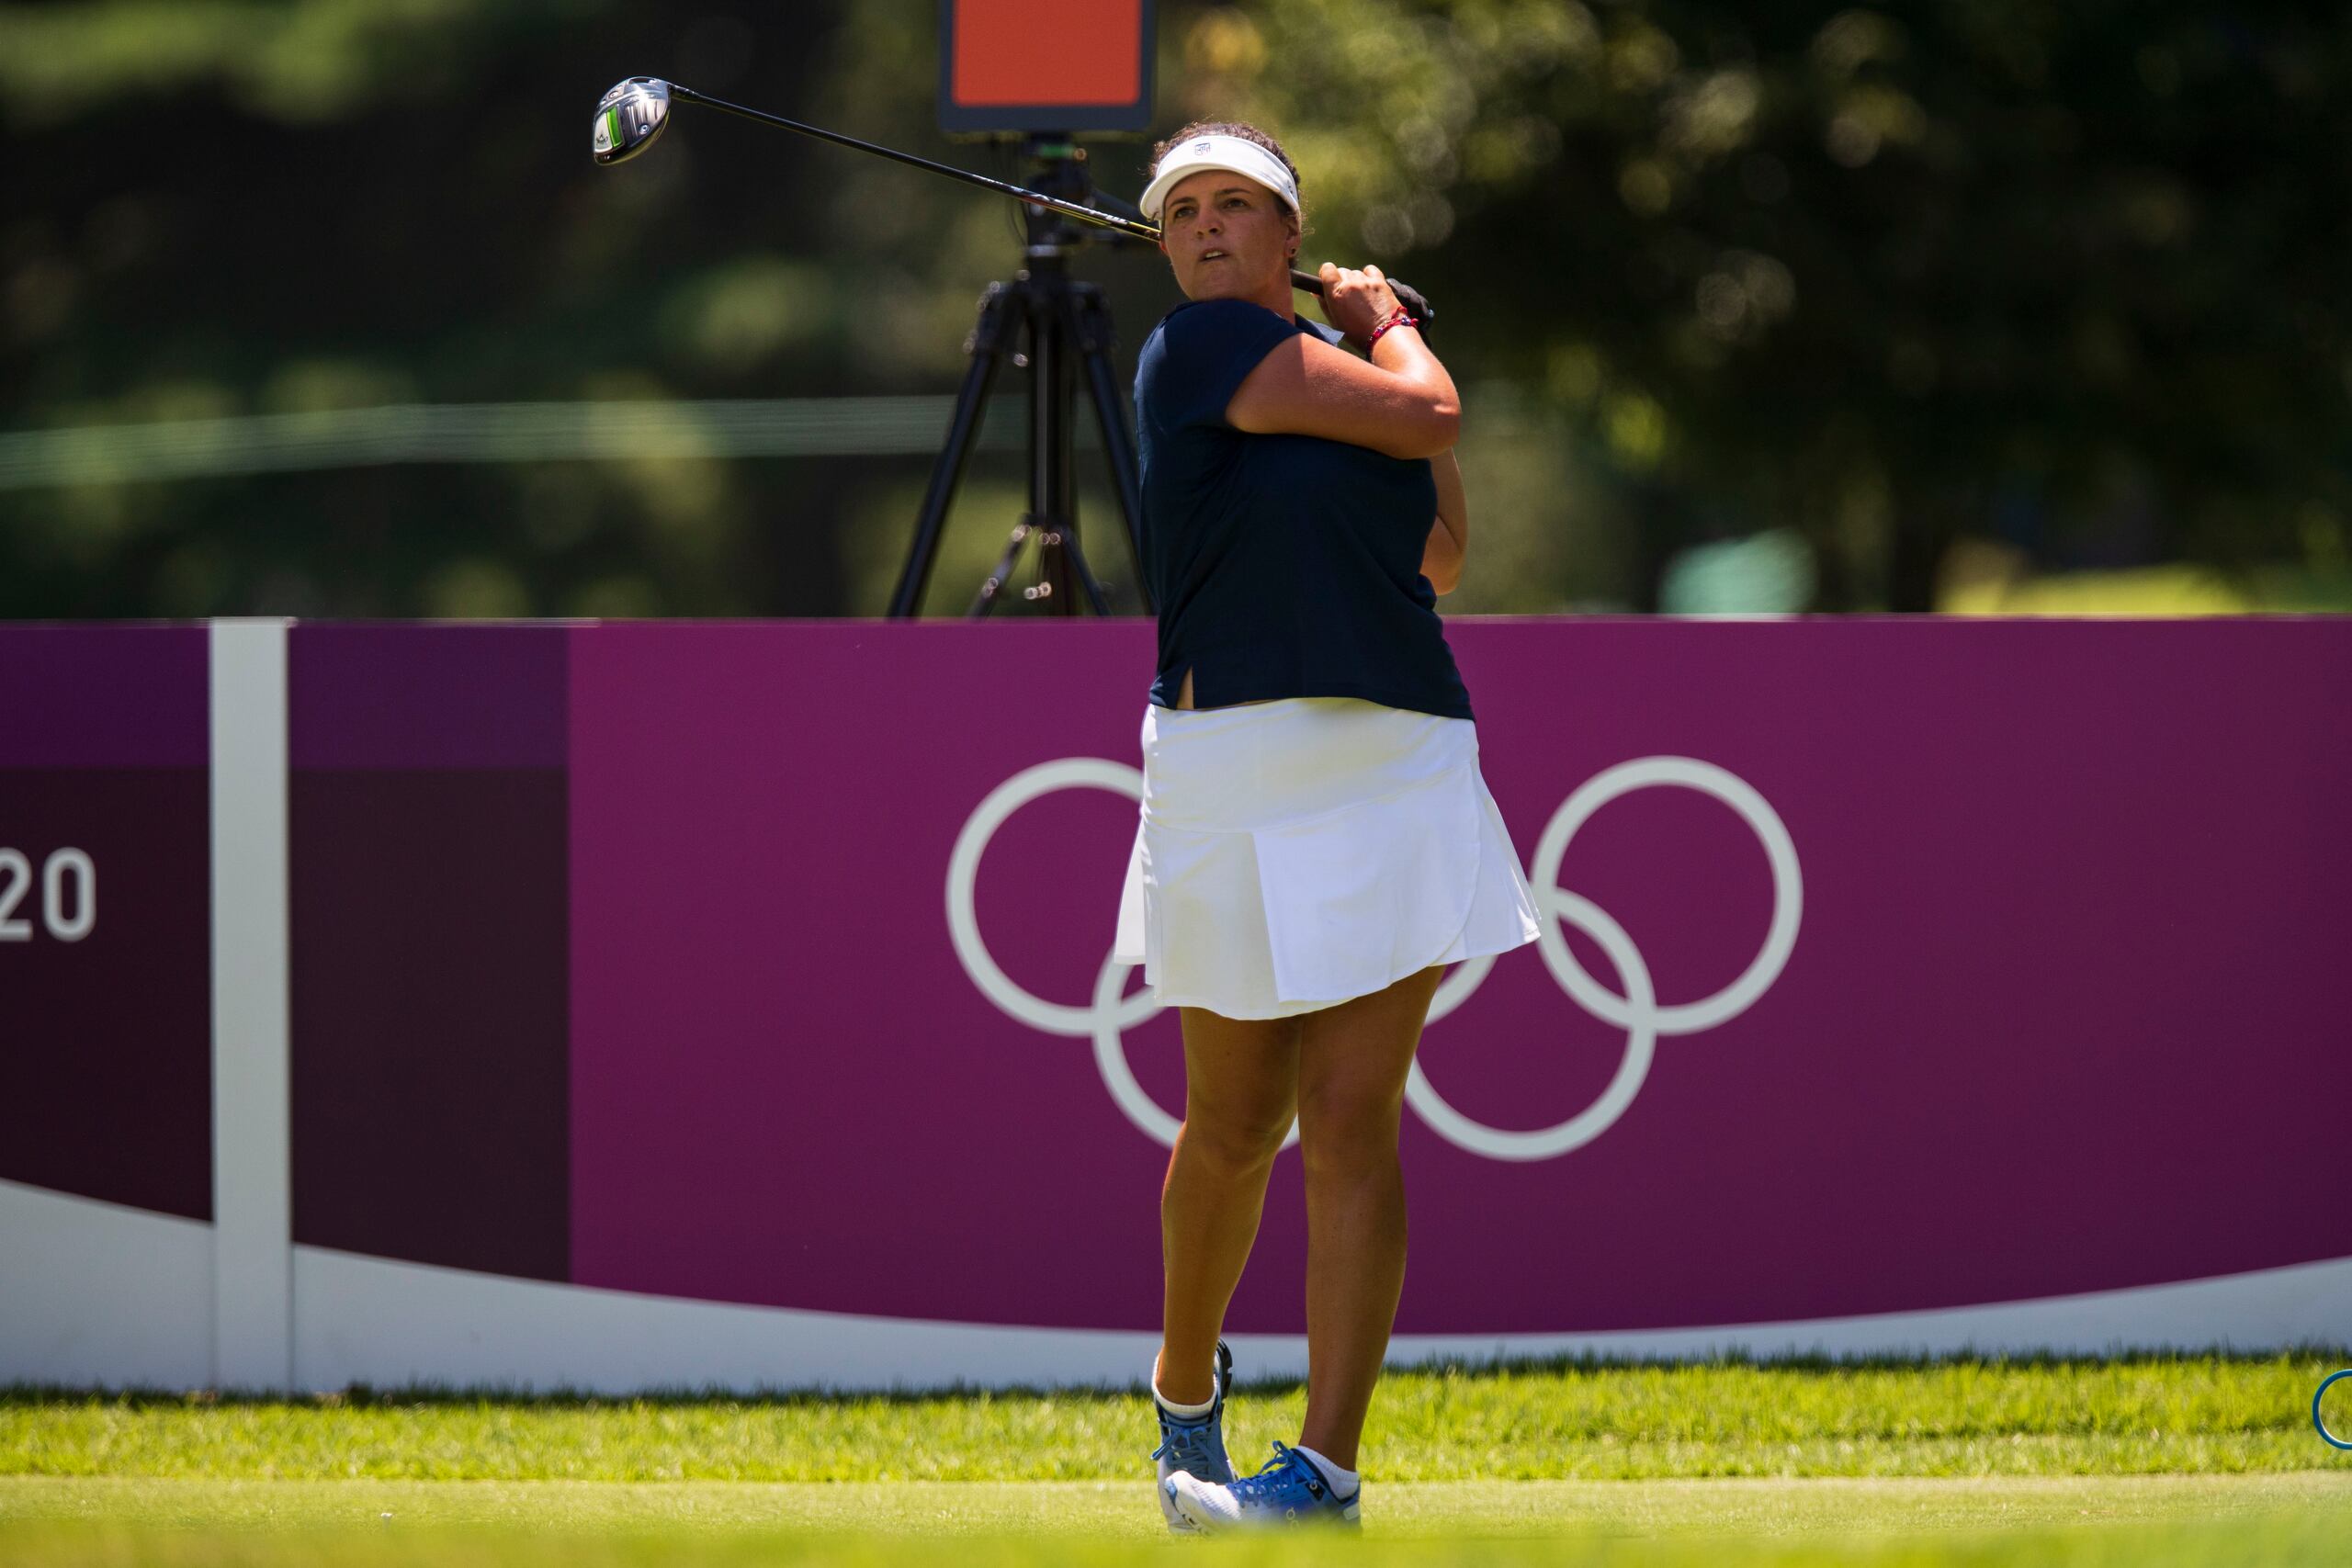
[
  {"left": 0, "top": 1475, "right": 2348, "bottom": 1564},
  {"left": 6, "top": 1352, "right": 2345, "bottom": 1483}
]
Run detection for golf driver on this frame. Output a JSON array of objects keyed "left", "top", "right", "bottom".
[{"left": 591, "top": 77, "right": 1433, "bottom": 331}]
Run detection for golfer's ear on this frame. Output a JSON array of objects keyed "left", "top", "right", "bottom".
[{"left": 1226, "top": 333, "right": 1459, "bottom": 460}]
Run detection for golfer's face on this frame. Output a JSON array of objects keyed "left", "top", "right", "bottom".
[{"left": 1162, "top": 171, "right": 1293, "bottom": 301}]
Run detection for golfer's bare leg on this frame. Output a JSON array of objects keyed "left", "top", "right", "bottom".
[
  {"left": 1293, "top": 964, "right": 1443, "bottom": 1471},
  {"left": 1157, "top": 1007, "right": 1300, "bottom": 1404}
]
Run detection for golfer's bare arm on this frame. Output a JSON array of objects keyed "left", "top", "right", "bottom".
[
  {"left": 1422, "top": 449, "right": 1466, "bottom": 595},
  {"left": 1224, "top": 331, "right": 1460, "bottom": 458}
]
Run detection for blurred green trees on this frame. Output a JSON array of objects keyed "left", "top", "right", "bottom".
[{"left": 4, "top": 0, "right": 2347, "bottom": 617}]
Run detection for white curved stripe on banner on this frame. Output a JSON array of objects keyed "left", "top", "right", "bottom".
[
  {"left": 0, "top": 1180, "right": 213, "bottom": 1388},
  {"left": 6, "top": 1179, "right": 2346, "bottom": 1392}
]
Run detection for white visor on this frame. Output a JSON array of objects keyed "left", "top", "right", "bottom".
[{"left": 1140, "top": 134, "right": 1300, "bottom": 227}]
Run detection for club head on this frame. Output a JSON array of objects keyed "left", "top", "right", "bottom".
[{"left": 593, "top": 77, "right": 673, "bottom": 166}]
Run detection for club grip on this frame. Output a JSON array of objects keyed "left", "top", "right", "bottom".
[{"left": 1289, "top": 269, "right": 1437, "bottom": 343}]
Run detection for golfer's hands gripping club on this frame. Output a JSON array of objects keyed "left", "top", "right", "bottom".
[
  {"left": 1314, "top": 261, "right": 1429, "bottom": 351},
  {"left": 1382, "top": 276, "right": 1435, "bottom": 338},
  {"left": 1285, "top": 264, "right": 1433, "bottom": 339}
]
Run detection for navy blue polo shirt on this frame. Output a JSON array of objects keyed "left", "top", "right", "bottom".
[{"left": 1133, "top": 298, "right": 1473, "bottom": 720}]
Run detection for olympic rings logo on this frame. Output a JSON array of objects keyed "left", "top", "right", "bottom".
[
  {"left": 2319, "top": 1370, "right": 2352, "bottom": 1450},
  {"left": 947, "top": 755, "right": 1803, "bottom": 1162}
]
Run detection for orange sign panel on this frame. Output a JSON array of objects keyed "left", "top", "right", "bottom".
[{"left": 949, "top": 0, "right": 1143, "bottom": 106}]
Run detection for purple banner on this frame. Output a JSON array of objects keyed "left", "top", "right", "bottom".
[
  {"left": 0, "top": 626, "right": 209, "bottom": 769},
  {"left": 566, "top": 619, "right": 2352, "bottom": 1335},
  {"left": 290, "top": 624, "right": 568, "bottom": 771},
  {"left": 21, "top": 621, "right": 2336, "bottom": 1335},
  {"left": 289, "top": 624, "right": 571, "bottom": 1280},
  {"left": 0, "top": 626, "right": 211, "bottom": 1218}
]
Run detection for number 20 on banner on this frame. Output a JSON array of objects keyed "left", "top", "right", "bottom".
[{"left": 0, "top": 847, "right": 96, "bottom": 942}]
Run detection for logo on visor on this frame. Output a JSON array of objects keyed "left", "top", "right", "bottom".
[
  {"left": 947, "top": 756, "right": 1803, "bottom": 1162},
  {"left": 1192, "top": 140, "right": 1213, "bottom": 153}
]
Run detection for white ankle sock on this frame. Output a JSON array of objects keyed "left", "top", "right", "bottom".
[
  {"left": 1291, "top": 1444, "right": 1359, "bottom": 1496},
  {"left": 1151, "top": 1356, "right": 1217, "bottom": 1419}
]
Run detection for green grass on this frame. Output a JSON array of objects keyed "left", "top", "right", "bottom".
[
  {"left": 4, "top": 1472, "right": 2347, "bottom": 1537},
  {"left": 6, "top": 1349, "right": 2346, "bottom": 1481},
  {"left": 4, "top": 1350, "right": 2347, "bottom": 1566},
  {"left": 0, "top": 1481, "right": 2347, "bottom": 1565}
]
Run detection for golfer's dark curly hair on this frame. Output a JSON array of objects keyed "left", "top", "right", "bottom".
[{"left": 1150, "top": 120, "right": 1312, "bottom": 237}]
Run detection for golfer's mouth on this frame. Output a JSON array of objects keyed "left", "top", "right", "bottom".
[{"left": 1198, "top": 252, "right": 1228, "bottom": 263}]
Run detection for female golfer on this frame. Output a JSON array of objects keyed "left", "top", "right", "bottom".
[{"left": 1111, "top": 124, "right": 1541, "bottom": 1532}]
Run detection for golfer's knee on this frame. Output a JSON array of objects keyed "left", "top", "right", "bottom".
[
  {"left": 1179, "top": 1100, "right": 1292, "bottom": 1179},
  {"left": 1296, "top": 1091, "right": 1403, "bottom": 1179}
]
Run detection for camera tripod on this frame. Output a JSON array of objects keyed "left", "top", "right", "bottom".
[
  {"left": 887, "top": 134, "right": 1151, "bottom": 618},
  {"left": 593, "top": 77, "right": 1430, "bottom": 615}
]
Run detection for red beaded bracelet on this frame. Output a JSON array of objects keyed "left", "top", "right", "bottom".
[{"left": 1366, "top": 309, "right": 1418, "bottom": 349}]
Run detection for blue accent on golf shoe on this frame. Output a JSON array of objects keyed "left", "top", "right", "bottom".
[
  {"left": 1150, "top": 1339, "right": 1235, "bottom": 1532},
  {"left": 1163, "top": 1440, "right": 1363, "bottom": 1532}
]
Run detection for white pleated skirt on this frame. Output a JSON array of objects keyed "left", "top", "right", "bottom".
[{"left": 1113, "top": 697, "right": 1541, "bottom": 1021}]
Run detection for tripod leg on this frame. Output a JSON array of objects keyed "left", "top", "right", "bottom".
[
  {"left": 1071, "top": 287, "right": 1152, "bottom": 612},
  {"left": 1044, "top": 517, "right": 1111, "bottom": 615},
  {"left": 1017, "top": 285, "right": 1112, "bottom": 616},
  {"left": 967, "top": 516, "right": 1035, "bottom": 617},
  {"left": 1022, "top": 276, "right": 1084, "bottom": 615},
  {"left": 889, "top": 284, "right": 1020, "bottom": 617},
  {"left": 966, "top": 515, "right": 1107, "bottom": 617}
]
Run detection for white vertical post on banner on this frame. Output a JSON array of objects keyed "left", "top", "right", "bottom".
[{"left": 209, "top": 617, "right": 293, "bottom": 1391}]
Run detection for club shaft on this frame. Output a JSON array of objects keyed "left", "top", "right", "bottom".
[{"left": 670, "top": 85, "right": 1329, "bottom": 299}]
